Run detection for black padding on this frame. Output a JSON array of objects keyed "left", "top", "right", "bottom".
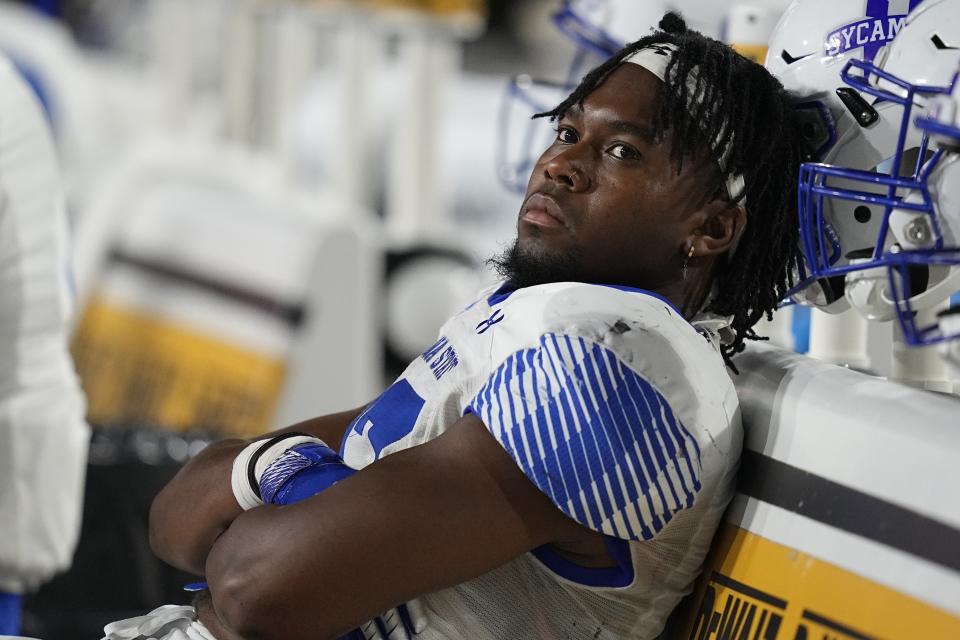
[{"left": 22, "top": 426, "right": 217, "bottom": 640}]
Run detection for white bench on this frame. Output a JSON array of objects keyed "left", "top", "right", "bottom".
[{"left": 670, "top": 343, "right": 960, "bottom": 639}]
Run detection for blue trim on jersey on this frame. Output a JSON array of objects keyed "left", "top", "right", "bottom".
[
  {"left": 596, "top": 284, "right": 684, "bottom": 317},
  {"left": 487, "top": 282, "right": 517, "bottom": 306},
  {"left": 8, "top": 57, "right": 55, "bottom": 129},
  {"left": 0, "top": 592, "right": 22, "bottom": 634},
  {"left": 530, "top": 537, "right": 634, "bottom": 588},
  {"left": 30, "top": 0, "right": 63, "bottom": 16},
  {"left": 469, "top": 334, "right": 702, "bottom": 541},
  {"left": 488, "top": 282, "right": 684, "bottom": 319}
]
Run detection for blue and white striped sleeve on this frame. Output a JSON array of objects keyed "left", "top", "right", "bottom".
[{"left": 468, "top": 333, "right": 702, "bottom": 541}]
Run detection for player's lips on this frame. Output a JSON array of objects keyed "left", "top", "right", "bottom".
[{"left": 521, "top": 193, "right": 568, "bottom": 230}]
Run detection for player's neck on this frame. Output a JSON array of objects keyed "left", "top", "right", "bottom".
[{"left": 657, "top": 261, "right": 715, "bottom": 320}]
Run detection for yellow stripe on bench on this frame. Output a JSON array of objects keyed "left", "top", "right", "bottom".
[{"left": 675, "top": 524, "right": 960, "bottom": 640}]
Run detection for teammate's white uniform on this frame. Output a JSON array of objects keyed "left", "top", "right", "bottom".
[
  {"left": 0, "top": 55, "right": 89, "bottom": 595},
  {"left": 342, "top": 281, "right": 742, "bottom": 640}
]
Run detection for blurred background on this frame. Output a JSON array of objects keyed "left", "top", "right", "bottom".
[{"left": 0, "top": 0, "right": 949, "bottom": 637}]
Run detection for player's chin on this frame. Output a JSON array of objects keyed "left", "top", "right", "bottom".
[
  {"left": 509, "top": 233, "right": 588, "bottom": 285},
  {"left": 518, "top": 224, "right": 573, "bottom": 254},
  {"left": 515, "top": 240, "right": 565, "bottom": 268}
]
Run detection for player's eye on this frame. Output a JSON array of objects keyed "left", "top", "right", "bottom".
[
  {"left": 609, "top": 143, "right": 641, "bottom": 161},
  {"left": 554, "top": 125, "right": 579, "bottom": 144}
]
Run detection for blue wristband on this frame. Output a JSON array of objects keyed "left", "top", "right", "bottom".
[{"left": 261, "top": 443, "right": 356, "bottom": 506}]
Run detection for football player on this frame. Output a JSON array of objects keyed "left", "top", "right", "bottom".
[{"left": 118, "top": 12, "right": 805, "bottom": 640}]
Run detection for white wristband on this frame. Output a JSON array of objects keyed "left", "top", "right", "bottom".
[{"left": 230, "top": 434, "right": 327, "bottom": 510}]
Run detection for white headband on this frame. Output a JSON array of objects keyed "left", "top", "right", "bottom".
[{"left": 624, "top": 44, "right": 747, "bottom": 201}]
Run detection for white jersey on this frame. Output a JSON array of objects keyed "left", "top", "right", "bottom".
[
  {"left": 341, "top": 281, "right": 742, "bottom": 640},
  {"left": 0, "top": 55, "right": 89, "bottom": 593}
]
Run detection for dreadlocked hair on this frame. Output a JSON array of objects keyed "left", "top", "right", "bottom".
[{"left": 535, "top": 12, "right": 803, "bottom": 371}]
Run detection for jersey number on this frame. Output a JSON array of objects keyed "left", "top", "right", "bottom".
[{"left": 340, "top": 380, "right": 426, "bottom": 467}]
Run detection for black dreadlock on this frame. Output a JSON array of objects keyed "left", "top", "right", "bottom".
[{"left": 536, "top": 12, "right": 802, "bottom": 371}]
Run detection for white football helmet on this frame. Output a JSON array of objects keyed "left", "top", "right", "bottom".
[
  {"left": 765, "top": 0, "right": 927, "bottom": 312},
  {"left": 793, "top": 0, "right": 960, "bottom": 346},
  {"left": 765, "top": 0, "right": 922, "bottom": 98},
  {"left": 497, "top": 0, "right": 665, "bottom": 192}
]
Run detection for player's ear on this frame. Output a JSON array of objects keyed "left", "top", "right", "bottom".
[{"left": 687, "top": 199, "right": 746, "bottom": 258}]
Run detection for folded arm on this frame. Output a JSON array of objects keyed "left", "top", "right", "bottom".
[
  {"left": 201, "top": 412, "right": 598, "bottom": 640},
  {"left": 148, "top": 407, "right": 365, "bottom": 576}
]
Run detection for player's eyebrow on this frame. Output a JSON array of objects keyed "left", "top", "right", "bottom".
[
  {"left": 608, "top": 120, "right": 657, "bottom": 144},
  {"left": 562, "top": 104, "right": 656, "bottom": 143}
]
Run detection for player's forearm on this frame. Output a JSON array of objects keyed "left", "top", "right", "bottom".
[
  {"left": 201, "top": 505, "right": 337, "bottom": 639},
  {"left": 149, "top": 407, "right": 366, "bottom": 575},
  {"left": 200, "top": 416, "right": 572, "bottom": 639}
]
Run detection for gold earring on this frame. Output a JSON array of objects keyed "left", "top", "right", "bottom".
[{"left": 682, "top": 244, "right": 695, "bottom": 280}]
